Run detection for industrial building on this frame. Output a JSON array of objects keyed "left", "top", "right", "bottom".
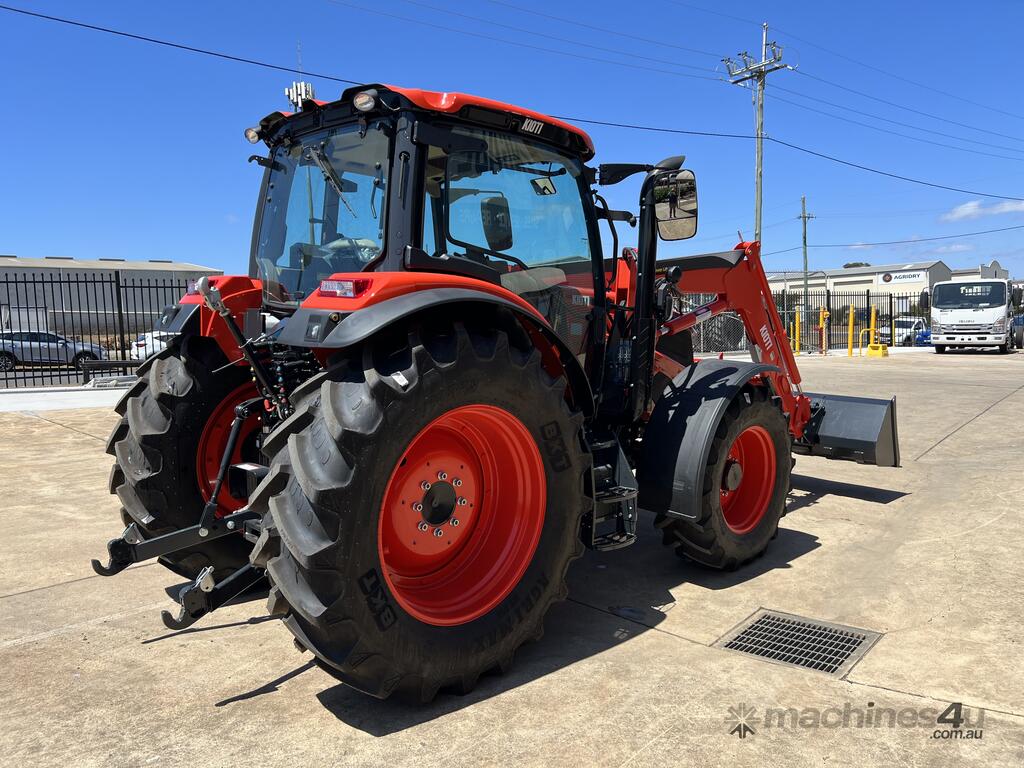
[{"left": 0, "top": 255, "right": 221, "bottom": 336}]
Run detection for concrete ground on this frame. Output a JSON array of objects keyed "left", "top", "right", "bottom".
[{"left": 1, "top": 349, "right": 1022, "bottom": 767}]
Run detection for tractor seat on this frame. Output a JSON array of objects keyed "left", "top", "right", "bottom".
[{"left": 660, "top": 249, "right": 744, "bottom": 272}]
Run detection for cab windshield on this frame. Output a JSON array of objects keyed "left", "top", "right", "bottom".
[
  {"left": 933, "top": 282, "right": 1006, "bottom": 309},
  {"left": 254, "top": 121, "right": 390, "bottom": 302}
]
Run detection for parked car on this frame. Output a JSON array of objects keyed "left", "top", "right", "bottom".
[
  {"left": 0, "top": 331, "right": 107, "bottom": 371},
  {"left": 131, "top": 330, "right": 175, "bottom": 361},
  {"left": 877, "top": 317, "right": 928, "bottom": 346}
]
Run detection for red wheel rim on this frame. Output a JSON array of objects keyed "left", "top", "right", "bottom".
[
  {"left": 196, "top": 382, "right": 260, "bottom": 515},
  {"left": 378, "top": 405, "right": 546, "bottom": 627},
  {"left": 719, "top": 425, "right": 776, "bottom": 535}
]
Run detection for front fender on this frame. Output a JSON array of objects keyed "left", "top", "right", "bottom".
[{"left": 637, "top": 359, "right": 779, "bottom": 520}]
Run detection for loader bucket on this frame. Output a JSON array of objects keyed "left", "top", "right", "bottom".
[{"left": 793, "top": 393, "right": 900, "bottom": 467}]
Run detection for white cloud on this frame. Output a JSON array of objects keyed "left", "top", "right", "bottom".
[
  {"left": 931, "top": 243, "right": 974, "bottom": 254},
  {"left": 941, "top": 200, "right": 1024, "bottom": 222}
]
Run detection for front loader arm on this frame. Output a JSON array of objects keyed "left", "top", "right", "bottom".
[{"left": 658, "top": 241, "right": 812, "bottom": 437}]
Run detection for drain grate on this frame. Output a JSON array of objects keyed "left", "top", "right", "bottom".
[{"left": 715, "top": 609, "right": 881, "bottom": 677}]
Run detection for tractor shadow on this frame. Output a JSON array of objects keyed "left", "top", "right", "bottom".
[
  {"left": 312, "top": 509, "right": 822, "bottom": 735},
  {"left": 215, "top": 473, "right": 907, "bottom": 733},
  {"left": 785, "top": 473, "right": 908, "bottom": 516}
]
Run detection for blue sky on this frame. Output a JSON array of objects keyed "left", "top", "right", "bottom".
[{"left": 2, "top": 0, "right": 1023, "bottom": 276}]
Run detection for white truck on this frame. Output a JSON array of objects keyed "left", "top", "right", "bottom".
[{"left": 925, "top": 278, "right": 1022, "bottom": 354}]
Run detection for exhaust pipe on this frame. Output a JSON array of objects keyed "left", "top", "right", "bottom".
[{"left": 793, "top": 393, "right": 900, "bottom": 467}]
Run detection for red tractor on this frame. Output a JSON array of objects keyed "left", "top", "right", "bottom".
[{"left": 94, "top": 83, "right": 899, "bottom": 702}]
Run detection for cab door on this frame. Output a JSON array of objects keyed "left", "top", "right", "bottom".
[{"left": 419, "top": 125, "right": 602, "bottom": 360}]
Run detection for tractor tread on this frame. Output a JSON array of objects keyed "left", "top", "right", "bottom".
[{"left": 250, "top": 308, "right": 588, "bottom": 702}]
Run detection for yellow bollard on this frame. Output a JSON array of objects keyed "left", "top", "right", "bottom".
[
  {"left": 795, "top": 311, "right": 801, "bottom": 354},
  {"left": 788, "top": 322, "right": 794, "bottom": 351},
  {"left": 819, "top": 309, "right": 830, "bottom": 355},
  {"left": 847, "top": 304, "right": 855, "bottom": 357},
  {"left": 869, "top": 305, "right": 877, "bottom": 346}
]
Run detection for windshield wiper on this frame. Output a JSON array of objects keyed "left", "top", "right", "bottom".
[{"left": 307, "top": 145, "right": 358, "bottom": 219}]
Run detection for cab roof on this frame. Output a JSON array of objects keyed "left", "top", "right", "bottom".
[
  {"left": 263, "top": 83, "right": 595, "bottom": 161},
  {"left": 382, "top": 84, "right": 595, "bottom": 159}
]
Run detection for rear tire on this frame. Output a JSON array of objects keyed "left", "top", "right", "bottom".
[
  {"left": 105, "top": 336, "right": 256, "bottom": 581},
  {"left": 0, "top": 352, "right": 15, "bottom": 372},
  {"left": 249, "top": 309, "right": 590, "bottom": 701},
  {"left": 935, "top": 345, "right": 946, "bottom": 354},
  {"left": 654, "top": 388, "right": 790, "bottom": 570}
]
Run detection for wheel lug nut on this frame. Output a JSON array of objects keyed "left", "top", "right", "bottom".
[
  {"left": 437, "top": 471, "right": 447, "bottom": 481},
  {"left": 453, "top": 478, "right": 463, "bottom": 487},
  {"left": 457, "top": 497, "right": 468, "bottom": 506},
  {"left": 433, "top": 528, "right": 444, "bottom": 538},
  {"left": 420, "top": 481, "right": 431, "bottom": 491},
  {"left": 413, "top": 502, "right": 423, "bottom": 513},
  {"left": 417, "top": 521, "right": 428, "bottom": 532},
  {"left": 450, "top": 518, "right": 460, "bottom": 527}
]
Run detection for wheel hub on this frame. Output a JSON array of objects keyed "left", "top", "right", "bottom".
[
  {"left": 378, "top": 404, "right": 546, "bottom": 626},
  {"left": 719, "top": 424, "right": 776, "bottom": 535},
  {"left": 722, "top": 460, "right": 743, "bottom": 492},
  {"left": 420, "top": 481, "right": 457, "bottom": 526}
]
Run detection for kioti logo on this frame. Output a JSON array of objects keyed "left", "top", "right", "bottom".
[{"left": 520, "top": 118, "right": 544, "bottom": 135}]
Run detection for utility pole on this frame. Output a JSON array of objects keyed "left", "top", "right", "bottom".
[
  {"left": 799, "top": 196, "right": 815, "bottom": 334},
  {"left": 724, "top": 23, "right": 788, "bottom": 244}
]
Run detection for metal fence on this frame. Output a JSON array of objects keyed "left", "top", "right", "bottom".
[
  {"left": 0, "top": 272, "right": 187, "bottom": 388},
  {"left": 678, "top": 288, "right": 929, "bottom": 355},
  {"left": 0, "top": 271, "right": 931, "bottom": 389}
]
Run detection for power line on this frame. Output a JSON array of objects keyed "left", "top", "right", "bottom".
[
  {"left": 393, "top": 0, "right": 719, "bottom": 75},
  {"left": 0, "top": 3, "right": 361, "bottom": 85},
  {"left": 766, "top": 137, "right": 1024, "bottom": 201},
  {"left": 550, "top": 114, "right": 754, "bottom": 140},
  {"left": 771, "top": 93, "right": 1024, "bottom": 163},
  {"left": 662, "top": 1, "right": 1024, "bottom": 125},
  {"left": 4, "top": 3, "right": 1022, "bottom": 203},
  {"left": 812, "top": 223, "right": 1024, "bottom": 247},
  {"left": 325, "top": 0, "right": 721, "bottom": 82},
  {"left": 482, "top": 0, "right": 722, "bottom": 58},
  {"left": 793, "top": 70, "right": 1024, "bottom": 146},
  {"left": 765, "top": 222, "right": 1024, "bottom": 254},
  {"left": 770, "top": 25, "right": 1024, "bottom": 123},
  {"left": 773, "top": 85, "right": 1024, "bottom": 156}
]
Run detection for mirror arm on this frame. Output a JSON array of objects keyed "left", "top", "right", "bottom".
[{"left": 596, "top": 207, "right": 637, "bottom": 227}]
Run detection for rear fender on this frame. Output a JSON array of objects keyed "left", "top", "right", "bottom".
[
  {"left": 637, "top": 359, "right": 779, "bottom": 520},
  {"left": 284, "top": 286, "right": 595, "bottom": 418},
  {"left": 177, "top": 276, "right": 264, "bottom": 364}
]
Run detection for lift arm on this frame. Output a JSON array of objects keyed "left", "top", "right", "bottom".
[{"left": 658, "top": 241, "right": 812, "bottom": 437}]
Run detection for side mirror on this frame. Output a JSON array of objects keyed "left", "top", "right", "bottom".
[
  {"left": 480, "top": 196, "right": 513, "bottom": 251},
  {"left": 919, "top": 289, "right": 930, "bottom": 312},
  {"left": 1013, "top": 286, "right": 1022, "bottom": 308},
  {"left": 653, "top": 169, "right": 697, "bottom": 241}
]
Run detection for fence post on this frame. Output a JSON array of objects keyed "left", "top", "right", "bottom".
[
  {"left": 113, "top": 270, "right": 128, "bottom": 368},
  {"left": 889, "top": 293, "right": 895, "bottom": 346},
  {"left": 826, "top": 289, "right": 832, "bottom": 349}
]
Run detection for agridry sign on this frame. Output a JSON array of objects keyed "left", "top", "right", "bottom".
[{"left": 877, "top": 270, "right": 926, "bottom": 286}]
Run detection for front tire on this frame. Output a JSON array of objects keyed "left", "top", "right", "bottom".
[
  {"left": 249, "top": 309, "right": 590, "bottom": 701},
  {"left": 0, "top": 352, "right": 15, "bottom": 372},
  {"left": 654, "top": 388, "right": 790, "bottom": 570},
  {"left": 935, "top": 345, "right": 946, "bottom": 354}
]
